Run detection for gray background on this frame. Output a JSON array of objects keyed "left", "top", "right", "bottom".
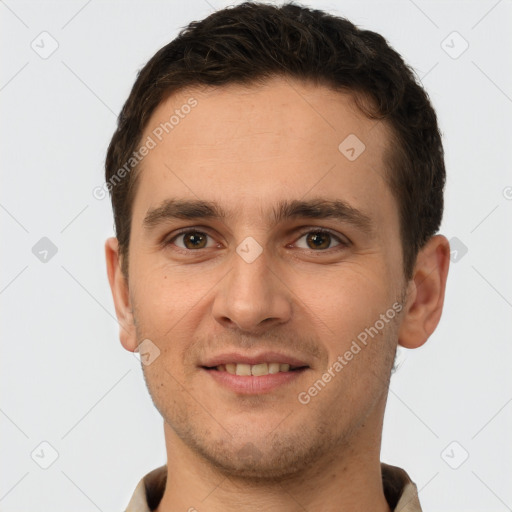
[{"left": 1, "top": 0, "right": 511, "bottom": 510}]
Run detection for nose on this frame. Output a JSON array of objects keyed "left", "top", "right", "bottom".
[{"left": 212, "top": 245, "right": 293, "bottom": 333}]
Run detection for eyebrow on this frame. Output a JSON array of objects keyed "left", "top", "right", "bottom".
[{"left": 143, "top": 198, "right": 375, "bottom": 235}]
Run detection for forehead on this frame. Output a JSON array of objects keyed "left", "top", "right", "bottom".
[
  {"left": 132, "top": 76, "right": 397, "bottom": 231},
  {"left": 143, "top": 77, "right": 389, "bottom": 162}
]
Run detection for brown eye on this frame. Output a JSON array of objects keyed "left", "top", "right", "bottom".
[
  {"left": 295, "top": 230, "right": 344, "bottom": 251},
  {"left": 173, "top": 231, "right": 212, "bottom": 250},
  {"left": 307, "top": 232, "right": 331, "bottom": 249}
]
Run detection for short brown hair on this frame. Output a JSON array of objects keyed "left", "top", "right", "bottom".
[{"left": 105, "top": 1, "right": 445, "bottom": 280}]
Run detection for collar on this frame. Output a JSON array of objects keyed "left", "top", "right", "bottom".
[{"left": 125, "top": 462, "right": 422, "bottom": 511}]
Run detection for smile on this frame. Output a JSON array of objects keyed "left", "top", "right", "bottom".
[{"left": 208, "top": 362, "right": 305, "bottom": 376}]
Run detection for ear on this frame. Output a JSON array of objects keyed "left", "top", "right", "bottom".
[
  {"left": 105, "top": 237, "right": 138, "bottom": 352},
  {"left": 398, "top": 234, "right": 450, "bottom": 349}
]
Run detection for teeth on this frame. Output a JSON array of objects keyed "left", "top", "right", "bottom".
[
  {"left": 235, "top": 364, "right": 251, "bottom": 376},
  {"left": 216, "top": 362, "right": 298, "bottom": 376},
  {"left": 251, "top": 363, "right": 268, "bottom": 376},
  {"left": 268, "top": 363, "right": 280, "bottom": 374}
]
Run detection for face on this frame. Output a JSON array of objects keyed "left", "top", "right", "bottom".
[{"left": 119, "top": 77, "right": 409, "bottom": 478}]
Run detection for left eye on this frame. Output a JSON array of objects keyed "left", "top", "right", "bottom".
[{"left": 294, "top": 230, "right": 344, "bottom": 250}]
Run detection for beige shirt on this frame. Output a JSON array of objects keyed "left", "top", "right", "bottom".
[{"left": 125, "top": 462, "right": 422, "bottom": 511}]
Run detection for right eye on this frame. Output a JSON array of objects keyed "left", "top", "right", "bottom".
[{"left": 166, "top": 229, "right": 217, "bottom": 250}]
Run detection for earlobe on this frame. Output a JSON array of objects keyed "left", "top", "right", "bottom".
[
  {"left": 105, "top": 237, "right": 138, "bottom": 352},
  {"left": 398, "top": 235, "right": 450, "bottom": 349}
]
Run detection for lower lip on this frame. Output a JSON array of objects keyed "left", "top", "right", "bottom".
[{"left": 202, "top": 368, "right": 308, "bottom": 394}]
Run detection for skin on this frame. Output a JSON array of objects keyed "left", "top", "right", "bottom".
[{"left": 106, "top": 76, "right": 450, "bottom": 511}]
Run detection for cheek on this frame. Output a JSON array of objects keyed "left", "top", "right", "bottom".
[
  {"left": 301, "top": 265, "right": 400, "bottom": 399},
  {"left": 130, "top": 262, "right": 222, "bottom": 383},
  {"left": 303, "top": 272, "right": 399, "bottom": 412},
  {"left": 298, "top": 265, "right": 393, "bottom": 340},
  {"left": 130, "top": 262, "right": 208, "bottom": 336}
]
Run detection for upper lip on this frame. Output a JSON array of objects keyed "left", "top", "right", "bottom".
[{"left": 201, "top": 351, "right": 310, "bottom": 368}]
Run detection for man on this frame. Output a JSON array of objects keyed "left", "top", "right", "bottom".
[{"left": 104, "top": 2, "right": 450, "bottom": 511}]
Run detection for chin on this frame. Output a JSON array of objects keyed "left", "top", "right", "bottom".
[
  {"left": 185, "top": 429, "right": 333, "bottom": 482},
  {"left": 201, "top": 449, "right": 308, "bottom": 481}
]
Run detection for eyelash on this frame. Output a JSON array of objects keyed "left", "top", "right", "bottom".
[{"left": 163, "top": 227, "right": 350, "bottom": 253}]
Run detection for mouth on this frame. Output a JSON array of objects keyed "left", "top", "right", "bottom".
[
  {"left": 201, "top": 364, "right": 309, "bottom": 394},
  {"left": 202, "top": 362, "right": 309, "bottom": 376},
  {"left": 199, "top": 352, "right": 311, "bottom": 394}
]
